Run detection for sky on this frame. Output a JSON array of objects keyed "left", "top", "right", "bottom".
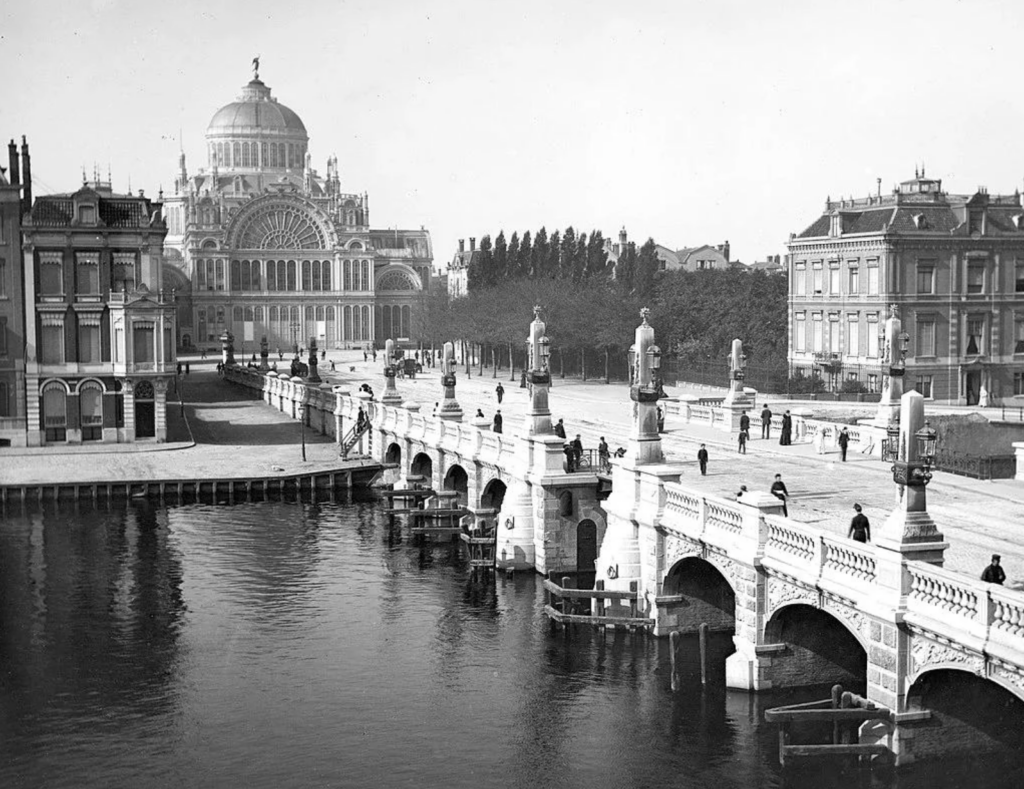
[{"left": 3, "top": 0, "right": 1024, "bottom": 270}]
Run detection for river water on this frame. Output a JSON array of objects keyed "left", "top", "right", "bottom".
[{"left": 1, "top": 496, "right": 1021, "bottom": 789}]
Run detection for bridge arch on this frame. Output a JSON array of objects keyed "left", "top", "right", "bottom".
[
  {"left": 410, "top": 452, "right": 432, "bottom": 482},
  {"left": 660, "top": 556, "right": 736, "bottom": 634},
  {"left": 763, "top": 603, "right": 867, "bottom": 691},
  {"left": 443, "top": 464, "right": 469, "bottom": 504},
  {"left": 480, "top": 478, "right": 506, "bottom": 510},
  {"left": 905, "top": 668, "right": 1024, "bottom": 760},
  {"left": 385, "top": 442, "right": 401, "bottom": 466}
]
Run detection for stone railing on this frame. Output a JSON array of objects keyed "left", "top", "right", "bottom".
[
  {"left": 764, "top": 518, "right": 817, "bottom": 564},
  {"left": 821, "top": 536, "right": 876, "bottom": 583}
]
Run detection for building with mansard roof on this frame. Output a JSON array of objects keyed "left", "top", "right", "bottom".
[
  {"left": 162, "top": 67, "right": 432, "bottom": 354},
  {"left": 787, "top": 169, "right": 1024, "bottom": 404}
]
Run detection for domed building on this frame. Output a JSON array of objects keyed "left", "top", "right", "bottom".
[{"left": 162, "top": 66, "right": 432, "bottom": 354}]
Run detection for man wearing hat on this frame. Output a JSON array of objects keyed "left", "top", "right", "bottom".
[
  {"left": 982, "top": 555, "right": 1006, "bottom": 585},
  {"left": 847, "top": 503, "right": 870, "bottom": 543}
]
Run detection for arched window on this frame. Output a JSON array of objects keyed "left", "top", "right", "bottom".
[
  {"left": 241, "top": 261, "right": 252, "bottom": 291},
  {"left": 361, "top": 306, "right": 371, "bottom": 341},
  {"left": 352, "top": 305, "right": 361, "bottom": 341},
  {"left": 254, "top": 306, "right": 263, "bottom": 322},
  {"left": 344, "top": 306, "right": 353, "bottom": 341},
  {"left": 232, "top": 142, "right": 240, "bottom": 167},
  {"left": 380, "top": 305, "right": 391, "bottom": 340},
  {"left": 233, "top": 306, "right": 243, "bottom": 322},
  {"left": 321, "top": 261, "right": 331, "bottom": 291},
  {"left": 312, "top": 261, "right": 321, "bottom": 291},
  {"left": 0, "top": 382, "right": 8, "bottom": 417},
  {"left": 402, "top": 305, "right": 411, "bottom": 338},
  {"left": 266, "top": 260, "right": 276, "bottom": 291},
  {"left": 269, "top": 306, "right": 278, "bottom": 321},
  {"left": 363, "top": 261, "right": 371, "bottom": 291},
  {"left": 244, "top": 306, "right": 254, "bottom": 322},
  {"left": 286, "top": 260, "right": 297, "bottom": 291},
  {"left": 260, "top": 142, "right": 267, "bottom": 168},
  {"left": 42, "top": 383, "right": 67, "bottom": 442},
  {"left": 305, "top": 306, "right": 314, "bottom": 321},
  {"left": 290, "top": 306, "right": 299, "bottom": 323},
  {"left": 80, "top": 382, "right": 103, "bottom": 441},
  {"left": 241, "top": 143, "right": 250, "bottom": 168},
  {"left": 251, "top": 261, "right": 261, "bottom": 290},
  {"left": 315, "top": 306, "right": 324, "bottom": 321},
  {"left": 230, "top": 260, "right": 241, "bottom": 290},
  {"left": 278, "top": 143, "right": 285, "bottom": 167},
  {"left": 286, "top": 143, "right": 293, "bottom": 168},
  {"left": 326, "top": 306, "right": 335, "bottom": 321},
  {"left": 302, "top": 260, "right": 311, "bottom": 291}
]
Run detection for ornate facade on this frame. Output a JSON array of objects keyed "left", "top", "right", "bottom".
[
  {"left": 20, "top": 173, "right": 175, "bottom": 446},
  {"left": 162, "top": 68, "right": 432, "bottom": 353},
  {"left": 788, "top": 171, "right": 1024, "bottom": 404}
]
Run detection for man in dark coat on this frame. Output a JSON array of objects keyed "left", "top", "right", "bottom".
[
  {"left": 496, "top": 383, "right": 504, "bottom": 403},
  {"left": 761, "top": 405, "right": 773, "bottom": 439},
  {"left": 697, "top": 444, "right": 709, "bottom": 475},
  {"left": 770, "top": 473, "right": 789, "bottom": 516},
  {"left": 848, "top": 503, "right": 870, "bottom": 542},
  {"left": 982, "top": 555, "right": 1006, "bottom": 585},
  {"left": 571, "top": 434, "right": 583, "bottom": 467},
  {"left": 554, "top": 418, "right": 566, "bottom": 439},
  {"left": 740, "top": 410, "right": 750, "bottom": 434},
  {"left": 492, "top": 409, "right": 503, "bottom": 434},
  {"left": 838, "top": 427, "right": 851, "bottom": 461}
]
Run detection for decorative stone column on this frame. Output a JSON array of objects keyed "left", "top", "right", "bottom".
[
  {"left": 259, "top": 335, "right": 269, "bottom": 372},
  {"left": 871, "top": 304, "right": 906, "bottom": 429},
  {"left": 721, "top": 337, "right": 753, "bottom": 433},
  {"left": 381, "top": 338, "right": 403, "bottom": 406},
  {"left": 220, "top": 330, "right": 235, "bottom": 367},
  {"left": 307, "top": 338, "right": 321, "bottom": 384},
  {"left": 438, "top": 341, "right": 463, "bottom": 421}
]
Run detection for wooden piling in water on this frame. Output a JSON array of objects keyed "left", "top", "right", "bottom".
[
  {"left": 670, "top": 631, "right": 681, "bottom": 692},
  {"left": 699, "top": 622, "right": 709, "bottom": 687}
]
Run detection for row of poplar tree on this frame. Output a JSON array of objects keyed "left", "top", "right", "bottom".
[{"left": 466, "top": 227, "right": 662, "bottom": 299}]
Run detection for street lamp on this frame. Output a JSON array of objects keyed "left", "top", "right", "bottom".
[
  {"left": 891, "top": 419, "right": 938, "bottom": 488},
  {"left": 916, "top": 421, "right": 938, "bottom": 467},
  {"left": 298, "top": 403, "right": 307, "bottom": 462},
  {"left": 891, "top": 331, "right": 910, "bottom": 376},
  {"left": 539, "top": 335, "right": 551, "bottom": 371},
  {"left": 290, "top": 322, "right": 300, "bottom": 355}
]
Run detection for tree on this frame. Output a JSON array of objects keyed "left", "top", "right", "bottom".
[
  {"left": 560, "top": 226, "right": 577, "bottom": 280},
  {"left": 531, "top": 227, "right": 548, "bottom": 280},
  {"left": 493, "top": 230, "right": 508, "bottom": 284},
  {"left": 506, "top": 231, "right": 520, "bottom": 281},
  {"left": 519, "top": 230, "right": 533, "bottom": 281},
  {"left": 585, "top": 231, "right": 609, "bottom": 281},
  {"left": 635, "top": 237, "right": 660, "bottom": 299},
  {"left": 615, "top": 241, "right": 637, "bottom": 293},
  {"left": 476, "top": 234, "right": 494, "bottom": 287}
]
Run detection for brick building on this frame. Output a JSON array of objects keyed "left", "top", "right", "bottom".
[
  {"left": 788, "top": 170, "right": 1024, "bottom": 404},
  {"left": 0, "top": 139, "right": 28, "bottom": 445},
  {"left": 20, "top": 166, "right": 175, "bottom": 445}
]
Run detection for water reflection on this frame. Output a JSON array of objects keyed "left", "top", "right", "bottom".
[{"left": 0, "top": 498, "right": 1022, "bottom": 789}]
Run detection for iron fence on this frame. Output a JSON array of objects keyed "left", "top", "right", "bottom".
[{"left": 934, "top": 450, "right": 1017, "bottom": 481}]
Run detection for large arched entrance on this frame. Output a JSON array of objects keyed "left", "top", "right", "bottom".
[
  {"left": 661, "top": 557, "right": 736, "bottom": 633},
  {"left": 905, "top": 669, "right": 1024, "bottom": 762},
  {"left": 443, "top": 464, "right": 469, "bottom": 505},
  {"left": 763, "top": 604, "right": 866, "bottom": 692}
]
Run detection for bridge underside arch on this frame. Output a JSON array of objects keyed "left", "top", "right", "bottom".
[
  {"left": 763, "top": 604, "right": 866, "bottom": 692},
  {"left": 443, "top": 464, "right": 469, "bottom": 505},
  {"left": 661, "top": 557, "right": 736, "bottom": 634},
  {"left": 904, "top": 668, "right": 1024, "bottom": 762},
  {"left": 410, "top": 451, "right": 433, "bottom": 483},
  {"left": 480, "top": 478, "right": 506, "bottom": 511},
  {"left": 385, "top": 442, "right": 401, "bottom": 466}
]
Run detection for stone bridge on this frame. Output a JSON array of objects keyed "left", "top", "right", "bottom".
[{"left": 225, "top": 340, "right": 1024, "bottom": 766}]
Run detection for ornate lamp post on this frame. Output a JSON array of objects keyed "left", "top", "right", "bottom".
[
  {"left": 626, "top": 308, "right": 664, "bottom": 464},
  {"left": 381, "top": 338, "right": 403, "bottom": 405},
  {"left": 289, "top": 321, "right": 300, "bottom": 355},
  {"left": 876, "top": 389, "right": 946, "bottom": 565},
  {"left": 259, "top": 335, "right": 269, "bottom": 371},
  {"left": 525, "top": 305, "right": 552, "bottom": 435},
  {"left": 437, "top": 340, "right": 463, "bottom": 420},
  {"left": 306, "top": 337, "right": 321, "bottom": 383}
]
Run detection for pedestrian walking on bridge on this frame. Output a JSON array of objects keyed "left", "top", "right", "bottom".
[
  {"left": 496, "top": 382, "right": 505, "bottom": 404},
  {"left": 982, "top": 555, "right": 1006, "bottom": 585},
  {"left": 838, "top": 427, "right": 850, "bottom": 461},
  {"left": 770, "top": 473, "right": 789, "bottom": 516},
  {"left": 848, "top": 504, "right": 870, "bottom": 543},
  {"left": 761, "top": 405, "right": 773, "bottom": 439},
  {"left": 554, "top": 418, "right": 566, "bottom": 439},
  {"left": 697, "top": 444, "right": 709, "bottom": 475},
  {"left": 493, "top": 409, "right": 503, "bottom": 434}
]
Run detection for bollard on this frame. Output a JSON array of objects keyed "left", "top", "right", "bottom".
[
  {"left": 831, "top": 684, "right": 843, "bottom": 744},
  {"left": 595, "top": 580, "right": 606, "bottom": 628},
  {"left": 670, "top": 631, "right": 681, "bottom": 692},
  {"left": 699, "top": 622, "right": 709, "bottom": 687}
]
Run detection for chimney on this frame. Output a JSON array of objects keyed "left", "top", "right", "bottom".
[
  {"left": 469, "top": 237, "right": 476, "bottom": 252},
  {"left": 723, "top": 240, "right": 730, "bottom": 262},
  {"left": 8, "top": 139, "right": 19, "bottom": 186},
  {"left": 459, "top": 239, "right": 465, "bottom": 253},
  {"left": 619, "top": 226, "right": 627, "bottom": 246},
  {"left": 20, "top": 136, "right": 32, "bottom": 213}
]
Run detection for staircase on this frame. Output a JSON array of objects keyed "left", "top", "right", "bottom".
[{"left": 341, "top": 421, "right": 371, "bottom": 458}]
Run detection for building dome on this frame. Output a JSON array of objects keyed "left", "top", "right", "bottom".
[{"left": 205, "top": 78, "right": 309, "bottom": 172}]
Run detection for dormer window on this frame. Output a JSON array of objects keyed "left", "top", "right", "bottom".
[
  {"left": 829, "top": 212, "right": 842, "bottom": 237},
  {"left": 79, "top": 205, "right": 96, "bottom": 224},
  {"left": 913, "top": 213, "right": 928, "bottom": 229},
  {"left": 1013, "top": 214, "right": 1024, "bottom": 230}
]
